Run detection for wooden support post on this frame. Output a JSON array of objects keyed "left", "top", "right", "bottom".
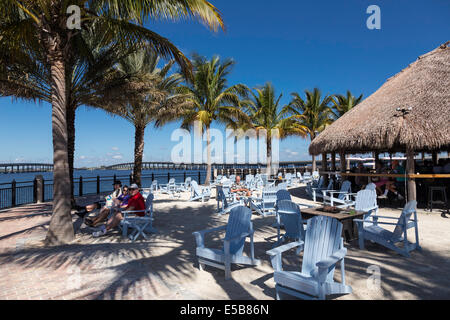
[
  {"left": 322, "top": 153, "right": 328, "bottom": 185},
  {"left": 406, "top": 148, "right": 416, "bottom": 202},
  {"left": 331, "top": 152, "right": 336, "bottom": 172},
  {"left": 339, "top": 152, "right": 346, "bottom": 173}
]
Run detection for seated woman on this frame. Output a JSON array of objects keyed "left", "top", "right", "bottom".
[{"left": 85, "top": 185, "right": 130, "bottom": 227}]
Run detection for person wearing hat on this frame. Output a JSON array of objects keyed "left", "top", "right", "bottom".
[
  {"left": 76, "top": 180, "right": 122, "bottom": 223},
  {"left": 93, "top": 183, "right": 146, "bottom": 237}
]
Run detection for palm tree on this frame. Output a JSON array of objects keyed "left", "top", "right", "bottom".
[
  {"left": 331, "top": 90, "right": 363, "bottom": 119},
  {"left": 286, "top": 88, "right": 335, "bottom": 171},
  {"left": 241, "top": 83, "right": 307, "bottom": 175},
  {"left": 0, "top": 28, "right": 141, "bottom": 207},
  {"left": 178, "top": 54, "right": 250, "bottom": 184},
  {"left": 0, "top": 1, "right": 224, "bottom": 245},
  {"left": 93, "top": 49, "right": 189, "bottom": 187}
]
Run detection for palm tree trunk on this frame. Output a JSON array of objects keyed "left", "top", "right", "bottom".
[
  {"left": 133, "top": 124, "right": 145, "bottom": 187},
  {"left": 311, "top": 133, "right": 316, "bottom": 172},
  {"left": 45, "top": 51, "right": 75, "bottom": 245},
  {"left": 205, "top": 124, "right": 212, "bottom": 185},
  {"left": 67, "top": 103, "right": 76, "bottom": 208},
  {"left": 266, "top": 134, "right": 272, "bottom": 176}
]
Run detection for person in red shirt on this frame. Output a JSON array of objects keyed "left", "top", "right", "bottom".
[{"left": 93, "top": 184, "right": 146, "bottom": 237}]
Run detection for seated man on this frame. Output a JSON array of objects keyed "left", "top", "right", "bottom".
[
  {"left": 76, "top": 180, "right": 123, "bottom": 220},
  {"left": 92, "top": 184, "right": 145, "bottom": 237},
  {"left": 231, "top": 175, "right": 251, "bottom": 199},
  {"left": 85, "top": 185, "right": 130, "bottom": 227}
]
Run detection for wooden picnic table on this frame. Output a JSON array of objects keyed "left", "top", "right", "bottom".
[{"left": 301, "top": 206, "right": 367, "bottom": 243}]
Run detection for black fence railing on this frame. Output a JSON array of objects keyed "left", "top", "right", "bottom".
[{"left": 0, "top": 171, "right": 207, "bottom": 210}]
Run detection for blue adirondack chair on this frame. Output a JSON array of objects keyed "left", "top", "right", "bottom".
[
  {"left": 216, "top": 185, "right": 241, "bottom": 216},
  {"left": 274, "top": 200, "right": 307, "bottom": 247},
  {"left": 322, "top": 180, "right": 356, "bottom": 208},
  {"left": 249, "top": 186, "right": 278, "bottom": 216},
  {"left": 120, "top": 193, "right": 156, "bottom": 241},
  {"left": 277, "top": 182, "right": 288, "bottom": 190},
  {"left": 276, "top": 189, "right": 292, "bottom": 203},
  {"left": 193, "top": 206, "right": 260, "bottom": 279},
  {"left": 355, "top": 200, "right": 421, "bottom": 257},
  {"left": 189, "top": 180, "right": 211, "bottom": 202},
  {"left": 307, "top": 178, "right": 334, "bottom": 202},
  {"left": 266, "top": 216, "right": 352, "bottom": 300}
]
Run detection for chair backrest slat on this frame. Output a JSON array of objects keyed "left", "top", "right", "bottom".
[
  {"left": 392, "top": 200, "right": 417, "bottom": 237},
  {"left": 338, "top": 181, "right": 352, "bottom": 200},
  {"left": 302, "top": 216, "right": 342, "bottom": 281},
  {"left": 225, "top": 206, "right": 252, "bottom": 255},
  {"left": 277, "top": 200, "right": 305, "bottom": 241}
]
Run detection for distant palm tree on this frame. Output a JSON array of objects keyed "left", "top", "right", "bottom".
[
  {"left": 241, "top": 83, "right": 307, "bottom": 175},
  {"left": 178, "top": 54, "right": 250, "bottom": 184},
  {"left": 286, "top": 88, "right": 335, "bottom": 171},
  {"left": 332, "top": 90, "right": 363, "bottom": 118},
  {"left": 93, "top": 49, "right": 190, "bottom": 187},
  {"left": 0, "top": 0, "right": 224, "bottom": 245}
]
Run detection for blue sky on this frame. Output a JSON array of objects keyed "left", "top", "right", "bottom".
[{"left": 0, "top": 0, "right": 449, "bottom": 167}]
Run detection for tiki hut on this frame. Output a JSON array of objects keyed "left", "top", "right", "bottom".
[{"left": 309, "top": 41, "right": 450, "bottom": 201}]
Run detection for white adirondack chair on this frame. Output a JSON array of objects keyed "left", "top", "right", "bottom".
[
  {"left": 189, "top": 180, "right": 211, "bottom": 202},
  {"left": 120, "top": 193, "right": 156, "bottom": 241},
  {"left": 355, "top": 200, "right": 421, "bottom": 257},
  {"left": 322, "top": 180, "right": 356, "bottom": 208},
  {"left": 159, "top": 178, "right": 180, "bottom": 198},
  {"left": 267, "top": 216, "right": 352, "bottom": 300},
  {"left": 193, "top": 206, "right": 260, "bottom": 279},
  {"left": 249, "top": 186, "right": 278, "bottom": 216},
  {"left": 150, "top": 180, "right": 158, "bottom": 192},
  {"left": 177, "top": 177, "right": 192, "bottom": 192}
]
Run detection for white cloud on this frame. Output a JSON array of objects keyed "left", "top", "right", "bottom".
[
  {"left": 112, "top": 155, "right": 123, "bottom": 160},
  {"left": 111, "top": 147, "right": 119, "bottom": 151}
]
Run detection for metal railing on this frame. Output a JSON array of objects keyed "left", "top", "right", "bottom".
[{"left": 0, "top": 171, "right": 207, "bottom": 210}]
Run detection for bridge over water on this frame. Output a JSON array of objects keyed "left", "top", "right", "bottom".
[
  {"left": 1, "top": 160, "right": 319, "bottom": 174},
  {"left": 105, "top": 161, "right": 316, "bottom": 171},
  {"left": 0, "top": 163, "right": 54, "bottom": 173}
]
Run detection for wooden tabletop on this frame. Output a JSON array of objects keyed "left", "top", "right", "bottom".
[{"left": 301, "top": 206, "right": 366, "bottom": 220}]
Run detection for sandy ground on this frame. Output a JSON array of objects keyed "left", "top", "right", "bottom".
[{"left": 0, "top": 184, "right": 449, "bottom": 300}]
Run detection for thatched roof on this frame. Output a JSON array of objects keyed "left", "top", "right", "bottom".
[{"left": 309, "top": 41, "right": 450, "bottom": 155}]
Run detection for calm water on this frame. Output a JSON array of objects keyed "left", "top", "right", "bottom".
[
  {"left": 0, "top": 169, "right": 208, "bottom": 208},
  {"left": 0, "top": 169, "right": 207, "bottom": 185}
]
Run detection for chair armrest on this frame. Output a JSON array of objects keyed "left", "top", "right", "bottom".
[
  {"left": 266, "top": 241, "right": 304, "bottom": 257},
  {"left": 192, "top": 225, "right": 227, "bottom": 248},
  {"left": 266, "top": 241, "right": 304, "bottom": 272},
  {"left": 316, "top": 248, "right": 347, "bottom": 282},
  {"left": 316, "top": 248, "right": 347, "bottom": 269}
]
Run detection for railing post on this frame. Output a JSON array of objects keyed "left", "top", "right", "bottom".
[
  {"left": 11, "top": 179, "right": 16, "bottom": 207},
  {"left": 113, "top": 174, "right": 117, "bottom": 183},
  {"left": 129, "top": 174, "right": 133, "bottom": 185},
  {"left": 184, "top": 171, "right": 186, "bottom": 182},
  {"left": 198, "top": 171, "right": 201, "bottom": 184},
  {"left": 167, "top": 172, "right": 170, "bottom": 184},
  {"left": 79, "top": 176, "right": 83, "bottom": 197},
  {"left": 152, "top": 173, "right": 154, "bottom": 182},
  {"left": 33, "top": 178, "right": 37, "bottom": 203},
  {"left": 97, "top": 175, "right": 100, "bottom": 194}
]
